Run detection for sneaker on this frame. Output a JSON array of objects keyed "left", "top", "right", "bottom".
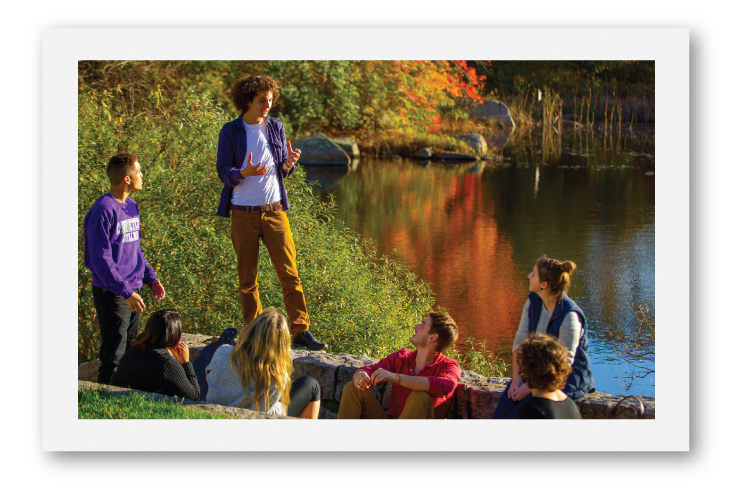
[{"left": 292, "top": 331, "right": 328, "bottom": 351}]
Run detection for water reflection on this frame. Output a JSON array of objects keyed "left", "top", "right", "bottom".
[
  {"left": 311, "top": 127, "right": 655, "bottom": 396},
  {"left": 468, "top": 162, "right": 484, "bottom": 175},
  {"left": 304, "top": 167, "right": 351, "bottom": 191}
]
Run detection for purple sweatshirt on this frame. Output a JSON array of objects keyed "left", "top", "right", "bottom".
[{"left": 83, "top": 193, "right": 157, "bottom": 299}]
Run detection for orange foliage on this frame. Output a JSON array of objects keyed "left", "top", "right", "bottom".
[{"left": 392, "top": 60, "right": 485, "bottom": 132}]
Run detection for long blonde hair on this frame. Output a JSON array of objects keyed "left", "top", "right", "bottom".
[{"left": 230, "top": 308, "right": 292, "bottom": 411}]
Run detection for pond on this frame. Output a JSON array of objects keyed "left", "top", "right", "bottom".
[{"left": 308, "top": 125, "right": 655, "bottom": 397}]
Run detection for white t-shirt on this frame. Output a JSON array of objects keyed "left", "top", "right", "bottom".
[{"left": 231, "top": 120, "right": 281, "bottom": 206}]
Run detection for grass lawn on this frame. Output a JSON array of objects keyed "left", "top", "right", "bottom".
[{"left": 78, "top": 389, "right": 234, "bottom": 419}]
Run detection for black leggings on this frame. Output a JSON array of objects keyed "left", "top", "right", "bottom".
[{"left": 287, "top": 376, "right": 321, "bottom": 417}]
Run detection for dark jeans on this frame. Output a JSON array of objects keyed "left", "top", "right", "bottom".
[
  {"left": 492, "top": 383, "right": 533, "bottom": 419},
  {"left": 92, "top": 286, "right": 142, "bottom": 384},
  {"left": 287, "top": 375, "right": 321, "bottom": 418}
]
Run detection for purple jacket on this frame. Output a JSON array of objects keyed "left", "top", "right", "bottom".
[
  {"left": 83, "top": 194, "right": 158, "bottom": 299},
  {"left": 215, "top": 116, "right": 295, "bottom": 217}
]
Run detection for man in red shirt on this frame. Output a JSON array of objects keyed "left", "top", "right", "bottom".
[{"left": 338, "top": 312, "right": 462, "bottom": 419}]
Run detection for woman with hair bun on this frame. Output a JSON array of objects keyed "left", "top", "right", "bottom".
[
  {"left": 111, "top": 309, "right": 200, "bottom": 401},
  {"left": 515, "top": 334, "right": 582, "bottom": 419},
  {"left": 492, "top": 256, "right": 594, "bottom": 419},
  {"left": 205, "top": 308, "right": 321, "bottom": 418}
]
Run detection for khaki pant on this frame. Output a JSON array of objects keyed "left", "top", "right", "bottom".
[
  {"left": 231, "top": 208, "right": 309, "bottom": 336},
  {"left": 337, "top": 381, "right": 435, "bottom": 419}
]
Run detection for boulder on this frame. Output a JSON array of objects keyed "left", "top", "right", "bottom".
[
  {"left": 291, "top": 133, "right": 351, "bottom": 166},
  {"left": 469, "top": 100, "right": 516, "bottom": 132},
  {"left": 291, "top": 350, "right": 367, "bottom": 401},
  {"left": 451, "top": 377, "right": 508, "bottom": 419},
  {"left": 452, "top": 134, "right": 487, "bottom": 155},
  {"left": 331, "top": 137, "right": 360, "bottom": 158},
  {"left": 576, "top": 392, "right": 655, "bottom": 419},
  {"left": 415, "top": 147, "right": 432, "bottom": 159},
  {"left": 78, "top": 360, "right": 100, "bottom": 383},
  {"left": 492, "top": 131, "right": 511, "bottom": 149}
]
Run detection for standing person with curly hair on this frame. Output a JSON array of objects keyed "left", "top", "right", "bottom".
[
  {"left": 111, "top": 309, "right": 199, "bottom": 401},
  {"left": 493, "top": 256, "right": 594, "bottom": 419},
  {"left": 514, "top": 334, "right": 582, "bottom": 419},
  {"left": 215, "top": 75, "right": 327, "bottom": 351},
  {"left": 204, "top": 308, "right": 321, "bottom": 418}
]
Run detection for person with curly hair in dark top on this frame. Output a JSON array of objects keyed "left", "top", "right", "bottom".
[
  {"left": 111, "top": 309, "right": 200, "bottom": 400},
  {"left": 515, "top": 334, "right": 582, "bottom": 419}
]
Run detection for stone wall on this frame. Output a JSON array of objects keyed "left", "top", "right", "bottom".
[{"left": 78, "top": 336, "right": 654, "bottom": 419}]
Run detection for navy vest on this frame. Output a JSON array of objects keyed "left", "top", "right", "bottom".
[{"left": 526, "top": 293, "right": 595, "bottom": 400}]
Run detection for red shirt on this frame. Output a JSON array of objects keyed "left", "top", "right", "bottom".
[{"left": 360, "top": 349, "right": 461, "bottom": 419}]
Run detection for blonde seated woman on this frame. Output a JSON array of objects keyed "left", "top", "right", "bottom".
[{"left": 205, "top": 308, "right": 321, "bottom": 418}]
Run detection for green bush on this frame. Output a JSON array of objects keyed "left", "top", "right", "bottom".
[
  {"left": 78, "top": 87, "right": 436, "bottom": 362},
  {"left": 447, "top": 337, "right": 508, "bottom": 378}
]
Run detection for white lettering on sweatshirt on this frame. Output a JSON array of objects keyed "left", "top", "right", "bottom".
[{"left": 116, "top": 217, "right": 140, "bottom": 243}]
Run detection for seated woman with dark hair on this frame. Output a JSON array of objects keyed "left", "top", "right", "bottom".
[
  {"left": 515, "top": 333, "right": 582, "bottom": 419},
  {"left": 111, "top": 309, "right": 200, "bottom": 401}
]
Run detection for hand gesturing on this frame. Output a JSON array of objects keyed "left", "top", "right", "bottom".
[
  {"left": 285, "top": 141, "right": 301, "bottom": 169},
  {"left": 241, "top": 152, "right": 268, "bottom": 178}
]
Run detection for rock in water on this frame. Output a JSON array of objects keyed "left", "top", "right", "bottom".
[
  {"left": 291, "top": 133, "right": 351, "bottom": 166},
  {"left": 469, "top": 100, "right": 516, "bottom": 132},
  {"left": 452, "top": 134, "right": 488, "bottom": 155},
  {"left": 331, "top": 137, "right": 360, "bottom": 158}
]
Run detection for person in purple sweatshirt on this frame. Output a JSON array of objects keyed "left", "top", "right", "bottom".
[{"left": 84, "top": 152, "right": 166, "bottom": 384}]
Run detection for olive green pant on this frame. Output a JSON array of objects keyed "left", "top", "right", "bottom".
[
  {"left": 337, "top": 381, "right": 435, "bottom": 419},
  {"left": 231, "top": 208, "right": 309, "bottom": 335}
]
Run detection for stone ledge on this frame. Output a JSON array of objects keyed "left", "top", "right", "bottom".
[{"left": 79, "top": 341, "right": 655, "bottom": 419}]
